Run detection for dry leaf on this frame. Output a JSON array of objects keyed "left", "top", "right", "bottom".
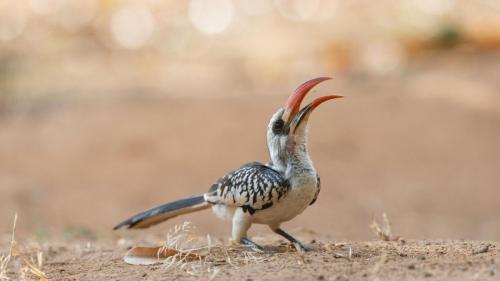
[{"left": 124, "top": 246, "right": 203, "bottom": 265}]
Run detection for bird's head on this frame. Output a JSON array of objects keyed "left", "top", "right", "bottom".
[{"left": 267, "top": 77, "right": 342, "bottom": 171}]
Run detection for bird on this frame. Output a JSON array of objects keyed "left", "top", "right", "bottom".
[{"left": 114, "top": 77, "right": 342, "bottom": 252}]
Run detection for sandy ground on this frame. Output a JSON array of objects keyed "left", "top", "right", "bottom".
[
  {"left": 45, "top": 239, "right": 499, "bottom": 281},
  {"left": 2, "top": 234, "right": 499, "bottom": 281},
  {"left": 1, "top": 52, "right": 500, "bottom": 280}
]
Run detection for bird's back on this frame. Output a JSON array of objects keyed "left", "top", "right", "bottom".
[{"left": 205, "top": 162, "right": 290, "bottom": 215}]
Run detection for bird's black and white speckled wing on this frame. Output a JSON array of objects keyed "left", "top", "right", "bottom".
[{"left": 205, "top": 162, "right": 290, "bottom": 215}]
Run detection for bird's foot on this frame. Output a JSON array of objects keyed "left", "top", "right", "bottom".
[
  {"left": 273, "top": 228, "right": 311, "bottom": 253},
  {"left": 292, "top": 241, "right": 310, "bottom": 253},
  {"left": 240, "top": 238, "right": 271, "bottom": 254}
]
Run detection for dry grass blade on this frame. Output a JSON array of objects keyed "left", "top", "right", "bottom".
[
  {"left": 0, "top": 255, "right": 9, "bottom": 280},
  {"left": 370, "top": 213, "right": 400, "bottom": 241},
  {"left": 21, "top": 257, "right": 48, "bottom": 281},
  {"left": 0, "top": 214, "right": 17, "bottom": 281},
  {"left": 371, "top": 253, "right": 388, "bottom": 277},
  {"left": 124, "top": 222, "right": 268, "bottom": 278},
  {"left": 0, "top": 214, "right": 48, "bottom": 281}
]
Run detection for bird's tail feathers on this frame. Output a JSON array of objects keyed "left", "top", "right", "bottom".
[{"left": 113, "top": 195, "right": 209, "bottom": 230}]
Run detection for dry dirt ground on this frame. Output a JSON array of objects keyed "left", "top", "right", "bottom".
[
  {"left": 2, "top": 233, "right": 500, "bottom": 281},
  {"left": 1, "top": 52, "right": 500, "bottom": 280},
  {"left": 45, "top": 239, "right": 500, "bottom": 281}
]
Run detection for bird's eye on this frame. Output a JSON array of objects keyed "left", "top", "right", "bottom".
[{"left": 272, "top": 119, "right": 285, "bottom": 135}]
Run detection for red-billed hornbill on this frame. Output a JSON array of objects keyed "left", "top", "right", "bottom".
[{"left": 114, "top": 77, "right": 342, "bottom": 252}]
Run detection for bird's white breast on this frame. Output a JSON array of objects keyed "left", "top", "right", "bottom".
[{"left": 252, "top": 175, "right": 317, "bottom": 226}]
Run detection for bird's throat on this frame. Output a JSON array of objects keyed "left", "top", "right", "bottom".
[{"left": 286, "top": 140, "right": 316, "bottom": 181}]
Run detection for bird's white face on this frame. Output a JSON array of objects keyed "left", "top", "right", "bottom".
[
  {"left": 266, "top": 105, "right": 317, "bottom": 173},
  {"left": 267, "top": 108, "right": 290, "bottom": 173}
]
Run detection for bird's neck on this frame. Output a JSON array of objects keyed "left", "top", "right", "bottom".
[
  {"left": 269, "top": 145, "right": 287, "bottom": 173},
  {"left": 287, "top": 143, "right": 315, "bottom": 173},
  {"left": 285, "top": 129, "right": 316, "bottom": 181}
]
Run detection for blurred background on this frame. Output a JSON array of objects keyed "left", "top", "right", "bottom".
[{"left": 1, "top": 0, "right": 500, "bottom": 241}]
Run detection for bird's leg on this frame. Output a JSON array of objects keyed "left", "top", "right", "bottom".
[
  {"left": 232, "top": 208, "right": 269, "bottom": 253},
  {"left": 240, "top": 238, "right": 267, "bottom": 253},
  {"left": 273, "top": 227, "right": 310, "bottom": 252}
]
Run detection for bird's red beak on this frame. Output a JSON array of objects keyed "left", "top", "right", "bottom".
[
  {"left": 283, "top": 77, "right": 342, "bottom": 132},
  {"left": 283, "top": 77, "right": 332, "bottom": 123}
]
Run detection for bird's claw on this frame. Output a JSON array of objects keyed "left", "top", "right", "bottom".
[{"left": 293, "top": 242, "right": 311, "bottom": 253}]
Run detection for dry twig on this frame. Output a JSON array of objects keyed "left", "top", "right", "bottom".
[{"left": 472, "top": 244, "right": 491, "bottom": 255}]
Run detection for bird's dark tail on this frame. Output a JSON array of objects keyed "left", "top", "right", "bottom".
[{"left": 113, "top": 195, "right": 210, "bottom": 230}]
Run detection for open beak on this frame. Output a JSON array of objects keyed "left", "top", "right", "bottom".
[
  {"left": 290, "top": 95, "right": 343, "bottom": 133},
  {"left": 283, "top": 77, "right": 342, "bottom": 133}
]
